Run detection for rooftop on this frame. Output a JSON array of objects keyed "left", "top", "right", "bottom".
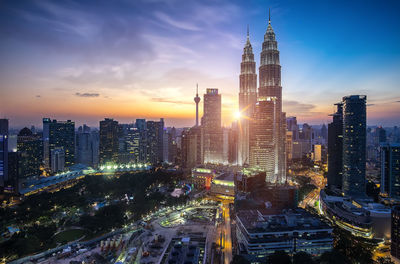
[{"left": 237, "top": 208, "right": 331, "bottom": 234}]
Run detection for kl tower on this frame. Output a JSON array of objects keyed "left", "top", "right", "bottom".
[{"left": 194, "top": 83, "right": 201, "bottom": 127}]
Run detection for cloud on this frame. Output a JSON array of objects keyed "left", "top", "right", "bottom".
[
  {"left": 283, "top": 100, "right": 316, "bottom": 112},
  {"left": 396, "top": 101, "right": 400, "bottom": 103},
  {"left": 75, "top": 92, "right": 100, "bottom": 98},
  {"left": 154, "top": 11, "right": 201, "bottom": 31},
  {"left": 36, "top": 95, "right": 41, "bottom": 98},
  {"left": 367, "top": 104, "right": 375, "bottom": 106},
  {"left": 151, "top": 98, "right": 192, "bottom": 105}
]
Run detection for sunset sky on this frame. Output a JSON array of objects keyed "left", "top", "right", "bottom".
[{"left": 1, "top": 0, "right": 400, "bottom": 128}]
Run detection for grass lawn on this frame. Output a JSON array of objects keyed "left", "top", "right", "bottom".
[{"left": 53, "top": 228, "right": 86, "bottom": 244}]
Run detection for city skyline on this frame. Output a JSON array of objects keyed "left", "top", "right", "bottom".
[{"left": 1, "top": 0, "right": 400, "bottom": 129}]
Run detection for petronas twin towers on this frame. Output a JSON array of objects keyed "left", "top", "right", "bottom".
[{"left": 238, "top": 13, "right": 286, "bottom": 183}]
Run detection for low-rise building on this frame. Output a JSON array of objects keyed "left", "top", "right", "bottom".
[
  {"left": 236, "top": 208, "right": 333, "bottom": 262},
  {"left": 210, "top": 172, "right": 235, "bottom": 201}
]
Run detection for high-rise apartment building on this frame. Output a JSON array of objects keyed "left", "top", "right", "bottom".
[
  {"left": 327, "top": 103, "right": 343, "bottom": 190},
  {"left": 43, "top": 118, "right": 75, "bottom": 170},
  {"left": 250, "top": 14, "right": 286, "bottom": 183},
  {"left": 146, "top": 119, "right": 164, "bottom": 164},
  {"left": 17, "top": 127, "right": 43, "bottom": 180},
  {"left": 392, "top": 206, "right": 400, "bottom": 262},
  {"left": 181, "top": 126, "right": 203, "bottom": 169},
  {"left": 99, "top": 118, "right": 119, "bottom": 164},
  {"left": 202, "top": 88, "right": 223, "bottom": 164},
  {"left": 125, "top": 127, "right": 140, "bottom": 163},
  {"left": 76, "top": 125, "right": 99, "bottom": 168},
  {"left": 380, "top": 143, "right": 400, "bottom": 199},
  {"left": 0, "top": 119, "right": 9, "bottom": 187},
  {"left": 51, "top": 147, "right": 65, "bottom": 172},
  {"left": 238, "top": 27, "right": 257, "bottom": 165},
  {"left": 342, "top": 95, "right": 367, "bottom": 198}
]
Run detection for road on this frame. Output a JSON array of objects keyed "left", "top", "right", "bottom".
[
  {"left": 216, "top": 202, "right": 232, "bottom": 264},
  {"left": 298, "top": 170, "right": 326, "bottom": 210}
]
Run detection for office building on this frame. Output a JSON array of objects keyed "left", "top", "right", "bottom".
[
  {"left": 17, "top": 127, "right": 43, "bottom": 180},
  {"left": 342, "top": 95, "right": 367, "bottom": 198},
  {"left": 286, "top": 130, "right": 293, "bottom": 161},
  {"left": 43, "top": 118, "right": 75, "bottom": 169},
  {"left": 7, "top": 151, "right": 21, "bottom": 193},
  {"left": 250, "top": 13, "right": 285, "bottom": 183},
  {"left": 51, "top": 147, "right": 65, "bottom": 172},
  {"left": 381, "top": 143, "right": 400, "bottom": 199},
  {"left": 181, "top": 127, "right": 203, "bottom": 169},
  {"left": 125, "top": 127, "right": 140, "bottom": 163},
  {"left": 313, "top": 144, "right": 322, "bottom": 162},
  {"left": 146, "top": 119, "right": 164, "bottom": 164},
  {"left": 99, "top": 118, "right": 119, "bottom": 164},
  {"left": 392, "top": 206, "right": 400, "bottom": 262},
  {"left": 238, "top": 26, "right": 257, "bottom": 165},
  {"left": 202, "top": 88, "right": 223, "bottom": 164},
  {"left": 236, "top": 208, "right": 333, "bottom": 262},
  {"left": 0, "top": 119, "right": 9, "bottom": 187},
  {"left": 327, "top": 103, "right": 343, "bottom": 190},
  {"left": 76, "top": 126, "right": 99, "bottom": 168}
]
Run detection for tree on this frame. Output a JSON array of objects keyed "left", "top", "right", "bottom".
[
  {"left": 231, "top": 255, "right": 251, "bottom": 264},
  {"left": 319, "top": 250, "right": 348, "bottom": 264},
  {"left": 267, "top": 250, "right": 292, "bottom": 264},
  {"left": 293, "top": 251, "right": 315, "bottom": 264}
]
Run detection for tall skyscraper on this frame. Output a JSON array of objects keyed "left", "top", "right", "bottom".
[
  {"left": 194, "top": 84, "right": 201, "bottom": 127},
  {"left": 202, "top": 88, "right": 223, "bottom": 164},
  {"left": 250, "top": 12, "right": 285, "bottom": 182},
  {"left": 76, "top": 126, "right": 99, "bottom": 168},
  {"left": 125, "top": 127, "right": 140, "bottom": 163},
  {"left": 0, "top": 119, "right": 9, "bottom": 187},
  {"left": 146, "top": 119, "right": 164, "bottom": 164},
  {"left": 135, "top": 119, "right": 148, "bottom": 162},
  {"left": 181, "top": 126, "right": 203, "bottom": 168},
  {"left": 392, "top": 206, "right": 400, "bottom": 262},
  {"left": 238, "top": 26, "right": 257, "bottom": 165},
  {"left": 43, "top": 118, "right": 75, "bottom": 170},
  {"left": 99, "top": 118, "right": 119, "bottom": 164},
  {"left": 327, "top": 103, "right": 343, "bottom": 190},
  {"left": 380, "top": 143, "right": 400, "bottom": 199},
  {"left": 51, "top": 147, "right": 65, "bottom": 172},
  {"left": 342, "top": 95, "right": 367, "bottom": 198},
  {"left": 17, "top": 127, "right": 43, "bottom": 180}
]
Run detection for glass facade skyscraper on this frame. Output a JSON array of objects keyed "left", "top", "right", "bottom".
[
  {"left": 0, "top": 119, "right": 8, "bottom": 187},
  {"left": 327, "top": 103, "right": 343, "bottom": 190},
  {"left": 342, "top": 95, "right": 367, "bottom": 198}
]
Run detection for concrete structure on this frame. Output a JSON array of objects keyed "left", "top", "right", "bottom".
[
  {"left": 17, "top": 127, "right": 43, "bottom": 180},
  {"left": 236, "top": 208, "right": 333, "bottom": 262},
  {"left": 210, "top": 172, "right": 235, "bottom": 200},
  {"left": 43, "top": 118, "right": 75, "bottom": 169},
  {"left": 51, "top": 147, "right": 65, "bottom": 173},
  {"left": 99, "top": 118, "right": 119, "bottom": 165},
  {"left": 342, "top": 95, "right": 367, "bottom": 198},
  {"left": 320, "top": 189, "right": 391, "bottom": 240},
  {"left": 250, "top": 14, "right": 286, "bottom": 183},
  {"left": 392, "top": 206, "right": 400, "bottom": 263},
  {"left": 202, "top": 88, "right": 223, "bottom": 164},
  {"left": 191, "top": 167, "right": 214, "bottom": 190},
  {"left": 381, "top": 143, "right": 400, "bottom": 199},
  {"left": 313, "top": 144, "right": 322, "bottom": 162},
  {"left": 0, "top": 119, "right": 9, "bottom": 187},
  {"left": 181, "top": 127, "right": 203, "bottom": 169},
  {"left": 327, "top": 103, "right": 343, "bottom": 190},
  {"left": 238, "top": 26, "right": 257, "bottom": 166},
  {"left": 194, "top": 84, "right": 201, "bottom": 127}
]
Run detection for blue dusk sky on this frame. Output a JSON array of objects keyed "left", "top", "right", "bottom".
[{"left": 0, "top": 0, "right": 399, "bottom": 128}]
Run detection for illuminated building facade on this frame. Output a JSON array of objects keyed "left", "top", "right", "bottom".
[
  {"left": 99, "top": 118, "right": 119, "bottom": 164},
  {"left": 51, "top": 147, "right": 65, "bottom": 172},
  {"left": 238, "top": 27, "right": 257, "bottom": 166},
  {"left": 342, "top": 95, "right": 367, "bottom": 198},
  {"left": 202, "top": 88, "right": 223, "bottom": 164},
  {"left": 43, "top": 118, "right": 75, "bottom": 169},
  {"left": 76, "top": 126, "right": 99, "bottom": 168},
  {"left": 0, "top": 119, "right": 9, "bottom": 187},
  {"left": 210, "top": 172, "right": 235, "bottom": 200},
  {"left": 125, "top": 127, "right": 140, "bottom": 163},
  {"left": 146, "top": 118, "right": 164, "bottom": 164},
  {"left": 236, "top": 208, "right": 333, "bottom": 262},
  {"left": 181, "top": 126, "right": 203, "bottom": 169},
  {"left": 327, "top": 103, "right": 343, "bottom": 190},
  {"left": 17, "top": 127, "right": 42, "bottom": 180},
  {"left": 392, "top": 206, "right": 400, "bottom": 262},
  {"left": 250, "top": 13, "right": 285, "bottom": 183},
  {"left": 381, "top": 143, "right": 400, "bottom": 199},
  {"left": 191, "top": 167, "right": 214, "bottom": 190}
]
